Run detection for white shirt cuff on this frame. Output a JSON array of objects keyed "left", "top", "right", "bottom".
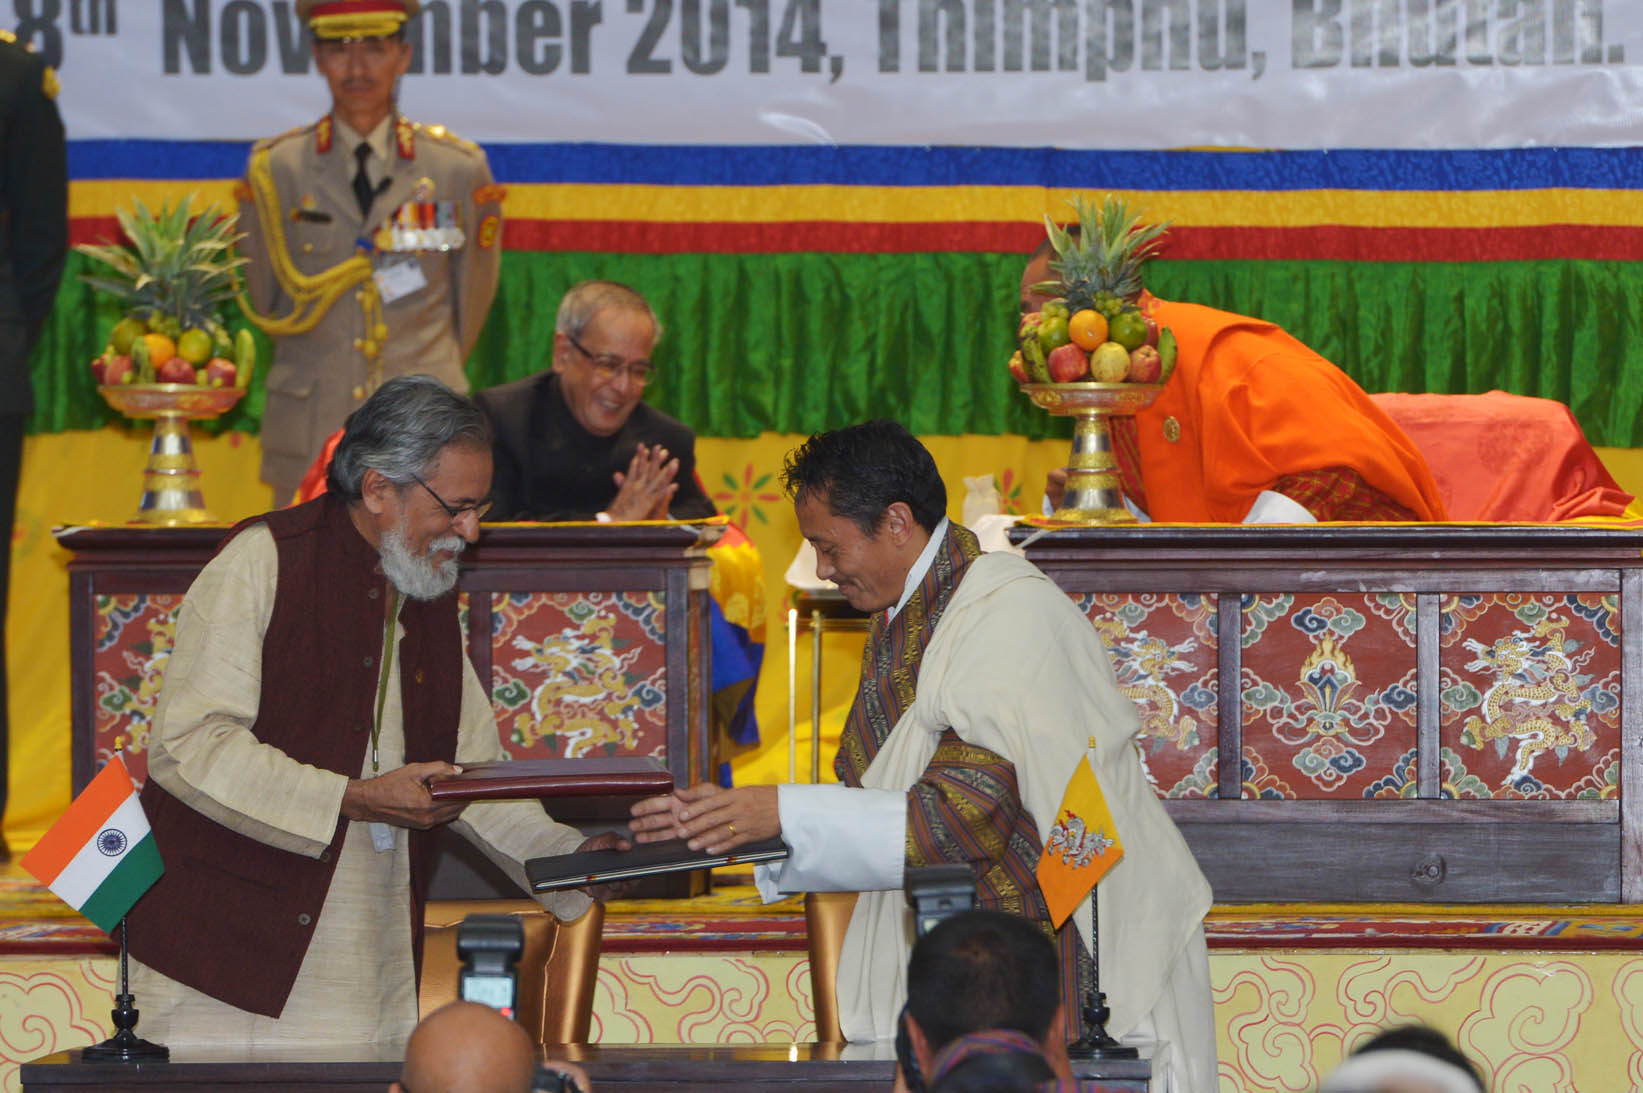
[
  {"left": 753, "top": 783, "right": 906, "bottom": 901},
  {"left": 1243, "top": 489, "right": 1318, "bottom": 524}
]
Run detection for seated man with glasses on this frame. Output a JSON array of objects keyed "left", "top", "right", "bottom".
[{"left": 475, "top": 280, "right": 718, "bottom": 522}]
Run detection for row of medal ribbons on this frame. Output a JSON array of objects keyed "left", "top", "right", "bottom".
[{"left": 373, "top": 200, "right": 466, "bottom": 253}]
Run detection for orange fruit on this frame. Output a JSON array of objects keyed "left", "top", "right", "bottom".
[
  {"left": 142, "top": 332, "right": 177, "bottom": 366},
  {"left": 1068, "top": 309, "right": 1108, "bottom": 351}
]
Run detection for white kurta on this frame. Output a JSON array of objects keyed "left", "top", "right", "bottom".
[
  {"left": 130, "top": 525, "right": 587, "bottom": 1047},
  {"left": 763, "top": 548, "right": 1217, "bottom": 1092}
]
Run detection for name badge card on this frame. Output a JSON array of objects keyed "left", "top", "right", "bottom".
[{"left": 373, "top": 257, "right": 427, "bottom": 305}]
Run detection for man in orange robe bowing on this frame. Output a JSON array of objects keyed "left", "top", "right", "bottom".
[{"left": 1024, "top": 243, "right": 1448, "bottom": 524}]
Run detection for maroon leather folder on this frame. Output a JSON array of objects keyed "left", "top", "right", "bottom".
[{"left": 426, "top": 757, "right": 673, "bottom": 802}]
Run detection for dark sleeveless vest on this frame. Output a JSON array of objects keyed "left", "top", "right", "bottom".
[{"left": 126, "top": 495, "right": 463, "bottom": 1017}]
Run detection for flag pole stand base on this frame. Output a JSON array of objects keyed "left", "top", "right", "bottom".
[
  {"left": 1069, "top": 878, "right": 1136, "bottom": 1063},
  {"left": 1065, "top": 988, "right": 1138, "bottom": 1061},
  {"left": 82, "top": 993, "right": 169, "bottom": 1062},
  {"left": 82, "top": 916, "right": 168, "bottom": 1062}
]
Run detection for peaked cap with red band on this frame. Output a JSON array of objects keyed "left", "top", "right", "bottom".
[{"left": 297, "top": 0, "right": 421, "bottom": 39}]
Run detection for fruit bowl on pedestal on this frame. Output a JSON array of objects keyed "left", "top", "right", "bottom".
[
  {"left": 1019, "top": 381, "right": 1164, "bottom": 524},
  {"left": 99, "top": 383, "right": 247, "bottom": 525}
]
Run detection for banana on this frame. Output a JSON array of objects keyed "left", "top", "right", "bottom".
[
  {"left": 1157, "top": 327, "right": 1178, "bottom": 384},
  {"left": 131, "top": 334, "right": 153, "bottom": 384},
  {"left": 233, "top": 328, "right": 257, "bottom": 387},
  {"left": 1021, "top": 336, "right": 1050, "bottom": 383}
]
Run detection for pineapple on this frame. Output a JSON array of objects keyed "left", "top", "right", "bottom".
[
  {"left": 76, "top": 196, "right": 246, "bottom": 344},
  {"left": 1035, "top": 195, "right": 1171, "bottom": 318}
]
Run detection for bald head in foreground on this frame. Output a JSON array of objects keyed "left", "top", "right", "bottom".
[{"left": 393, "top": 1001, "right": 536, "bottom": 1093}]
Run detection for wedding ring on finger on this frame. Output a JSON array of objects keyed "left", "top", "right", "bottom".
[{"left": 728, "top": 822, "right": 737, "bottom": 837}]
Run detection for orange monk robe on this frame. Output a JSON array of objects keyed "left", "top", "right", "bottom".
[{"left": 1125, "top": 295, "right": 1449, "bottom": 523}]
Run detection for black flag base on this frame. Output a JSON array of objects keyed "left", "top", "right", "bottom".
[
  {"left": 1065, "top": 985, "right": 1139, "bottom": 1060},
  {"left": 82, "top": 993, "right": 169, "bottom": 1062},
  {"left": 83, "top": 916, "right": 168, "bottom": 1062}
]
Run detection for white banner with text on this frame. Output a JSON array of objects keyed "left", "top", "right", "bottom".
[{"left": 32, "top": 0, "right": 1643, "bottom": 147}]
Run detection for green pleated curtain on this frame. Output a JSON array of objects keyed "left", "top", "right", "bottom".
[{"left": 33, "top": 251, "right": 1643, "bottom": 448}]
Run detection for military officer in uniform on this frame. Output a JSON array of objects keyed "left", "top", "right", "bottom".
[
  {"left": 238, "top": 0, "right": 504, "bottom": 502},
  {"left": 0, "top": 31, "right": 66, "bottom": 855}
]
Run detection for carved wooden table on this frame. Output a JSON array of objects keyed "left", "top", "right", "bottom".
[{"left": 1017, "top": 522, "right": 1643, "bottom": 903}]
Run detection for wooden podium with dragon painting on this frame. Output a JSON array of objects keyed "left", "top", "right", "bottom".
[
  {"left": 1016, "top": 521, "right": 1643, "bottom": 905},
  {"left": 60, "top": 517, "right": 1643, "bottom": 905}
]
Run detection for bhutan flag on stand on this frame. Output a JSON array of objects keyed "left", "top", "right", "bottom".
[{"left": 1035, "top": 745, "right": 1123, "bottom": 929}]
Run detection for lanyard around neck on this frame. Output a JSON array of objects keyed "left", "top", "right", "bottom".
[{"left": 371, "top": 586, "right": 401, "bottom": 774}]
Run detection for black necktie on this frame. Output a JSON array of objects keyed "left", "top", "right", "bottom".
[{"left": 352, "top": 142, "right": 376, "bottom": 217}]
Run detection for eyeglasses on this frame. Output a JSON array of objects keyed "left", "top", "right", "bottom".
[
  {"left": 564, "top": 330, "right": 654, "bottom": 386},
  {"left": 410, "top": 473, "right": 492, "bottom": 521}
]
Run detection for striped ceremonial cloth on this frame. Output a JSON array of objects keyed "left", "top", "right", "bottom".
[
  {"left": 20, "top": 755, "right": 164, "bottom": 934},
  {"left": 838, "top": 522, "right": 1091, "bottom": 1032},
  {"left": 930, "top": 1027, "right": 1135, "bottom": 1092},
  {"left": 52, "top": 142, "right": 1643, "bottom": 450}
]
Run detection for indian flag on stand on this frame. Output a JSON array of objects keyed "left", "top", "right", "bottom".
[
  {"left": 20, "top": 755, "right": 163, "bottom": 934},
  {"left": 1035, "top": 745, "right": 1123, "bottom": 929}
]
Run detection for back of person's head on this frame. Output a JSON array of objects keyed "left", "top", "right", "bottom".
[
  {"left": 906, "top": 909, "right": 1061, "bottom": 1054},
  {"left": 393, "top": 1000, "right": 536, "bottom": 1093},
  {"left": 555, "top": 280, "right": 662, "bottom": 341},
  {"left": 327, "top": 375, "right": 491, "bottom": 501},
  {"left": 781, "top": 419, "right": 947, "bottom": 535},
  {"left": 1320, "top": 1024, "right": 1486, "bottom": 1093},
  {"left": 928, "top": 1028, "right": 1058, "bottom": 1093}
]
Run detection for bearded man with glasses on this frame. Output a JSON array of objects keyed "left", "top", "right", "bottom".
[
  {"left": 124, "top": 377, "right": 623, "bottom": 1048},
  {"left": 476, "top": 280, "right": 719, "bottom": 522}
]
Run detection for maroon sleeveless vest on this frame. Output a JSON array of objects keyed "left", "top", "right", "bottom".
[{"left": 127, "top": 495, "right": 463, "bottom": 1017}]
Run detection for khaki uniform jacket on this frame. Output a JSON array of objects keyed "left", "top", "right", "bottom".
[{"left": 238, "top": 115, "right": 503, "bottom": 489}]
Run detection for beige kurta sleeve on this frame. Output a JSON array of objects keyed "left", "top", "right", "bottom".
[
  {"left": 145, "top": 525, "right": 350, "bottom": 858},
  {"left": 447, "top": 649, "right": 592, "bottom": 920}
]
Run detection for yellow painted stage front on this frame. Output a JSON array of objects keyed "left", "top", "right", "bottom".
[{"left": 5, "top": 945, "right": 1641, "bottom": 1091}]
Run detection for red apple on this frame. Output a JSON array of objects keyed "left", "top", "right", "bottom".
[
  {"left": 1128, "top": 345, "right": 1162, "bottom": 383},
  {"left": 157, "top": 356, "right": 196, "bottom": 385},
  {"left": 1143, "top": 315, "right": 1160, "bottom": 347},
  {"left": 102, "top": 355, "right": 134, "bottom": 386},
  {"left": 1007, "top": 351, "right": 1027, "bottom": 384},
  {"left": 90, "top": 355, "right": 107, "bottom": 384},
  {"left": 1046, "top": 343, "right": 1089, "bottom": 383},
  {"left": 204, "top": 357, "right": 238, "bottom": 388}
]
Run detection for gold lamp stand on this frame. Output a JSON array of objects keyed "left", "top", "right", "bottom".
[
  {"left": 99, "top": 384, "right": 246, "bottom": 526},
  {"left": 1020, "top": 382, "right": 1164, "bottom": 524}
]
